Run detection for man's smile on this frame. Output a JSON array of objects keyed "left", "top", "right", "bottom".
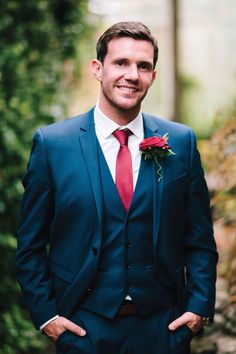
[{"left": 116, "top": 85, "right": 139, "bottom": 92}]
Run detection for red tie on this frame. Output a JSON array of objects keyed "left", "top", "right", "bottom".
[{"left": 113, "top": 129, "right": 133, "bottom": 211}]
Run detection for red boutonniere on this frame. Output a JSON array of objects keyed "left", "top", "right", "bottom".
[{"left": 139, "top": 134, "right": 175, "bottom": 182}]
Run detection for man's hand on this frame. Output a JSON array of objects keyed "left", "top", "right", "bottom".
[
  {"left": 43, "top": 316, "right": 86, "bottom": 342},
  {"left": 168, "top": 311, "right": 203, "bottom": 335}
]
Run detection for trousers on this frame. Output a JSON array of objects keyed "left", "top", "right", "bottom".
[{"left": 55, "top": 307, "right": 193, "bottom": 354}]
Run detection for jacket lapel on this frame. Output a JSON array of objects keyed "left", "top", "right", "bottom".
[
  {"left": 143, "top": 114, "right": 165, "bottom": 262},
  {"left": 78, "top": 108, "right": 103, "bottom": 228}
]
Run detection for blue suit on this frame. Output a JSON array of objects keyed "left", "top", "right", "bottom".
[{"left": 16, "top": 109, "right": 217, "bottom": 353}]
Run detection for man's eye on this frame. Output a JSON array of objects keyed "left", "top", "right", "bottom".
[
  {"left": 139, "top": 64, "right": 149, "bottom": 71},
  {"left": 116, "top": 61, "right": 126, "bottom": 66},
  {"left": 140, "top": 64, "right": 148, "bottom": 70}
]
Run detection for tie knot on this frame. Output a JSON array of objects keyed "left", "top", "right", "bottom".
[{"left": 113, "top": 129, "right": 132, "bottom": 146}]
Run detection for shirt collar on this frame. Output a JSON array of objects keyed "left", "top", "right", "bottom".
[{"left": 94, "top": 102, "right": 144, "bottom": 139}]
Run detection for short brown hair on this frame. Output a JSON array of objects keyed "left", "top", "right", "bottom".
[{"left": 96, "top": 21, "right": 159, "bottom": 69}]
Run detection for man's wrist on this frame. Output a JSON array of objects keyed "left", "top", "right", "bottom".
[{"left": 40, "top": 315, "right": 59, "bottom": 331}]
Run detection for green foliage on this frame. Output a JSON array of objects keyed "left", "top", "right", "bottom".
[
  {"left": 0, "top": 1, "right": 94, "bottom": 352},
  {"left": 179, "top": 73, "right": 201, "bottom": 133},
  {"left": 0, "top": 234, "right": 50, "bottom": 353},
  {"left": 0, "top": 0, "right": 93, "bottom": 233}
]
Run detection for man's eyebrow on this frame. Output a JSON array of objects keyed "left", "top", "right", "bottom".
[
  {"left": 112, "top": 57, "right": 153, "bottom": 65},
  {"left": 112, "top": 57, "right": 128, "bottom": 62}
]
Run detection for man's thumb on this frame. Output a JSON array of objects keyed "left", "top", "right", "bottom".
[{"left": 168, "top": 315, "right": 185, "bottom": 331}]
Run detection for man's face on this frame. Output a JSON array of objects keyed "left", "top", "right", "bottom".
[{"left": 92, "top": 37, "right": 156, "bottom": 119}]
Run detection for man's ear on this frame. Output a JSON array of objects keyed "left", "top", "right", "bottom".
[
  {"left": 91, "top": 59, "right": 103, "bottom": 82},
  {"left": 150, "top": 70, "right": 157, "bottom": 86}
]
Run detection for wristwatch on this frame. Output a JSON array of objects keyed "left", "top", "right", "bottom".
[{"left": 202, "top": 317, "right": 210, "bottom": 326}]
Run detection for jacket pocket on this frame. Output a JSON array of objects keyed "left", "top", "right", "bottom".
[
  {"left": 164, "top": 173, "right": 187, "bottom": 188},
  {"left": 50, "top": 259, "right": 75, "bottom": 283},
  {"left": 50, "top": 259, "right": 75, "bottom": 299}
]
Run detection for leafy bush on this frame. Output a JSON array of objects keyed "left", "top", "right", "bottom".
[{"left": 0, "top": 1, "right": 94, "bottom": 352}]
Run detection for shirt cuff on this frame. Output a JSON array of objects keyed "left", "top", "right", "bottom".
[{"left": 40, "top": 315, "right": 59, "bottom": 330}]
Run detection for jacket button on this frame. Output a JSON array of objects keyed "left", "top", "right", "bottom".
[{"left": 92, "top": 246, "right": 98, "bottom": 255}]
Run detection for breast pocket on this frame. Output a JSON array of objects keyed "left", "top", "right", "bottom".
[
  {"left": 164, "top": 173, "right": 188, "bottom": 190},
  {"left": 164, "top": 173, "right": 188, "bottom": 205}
]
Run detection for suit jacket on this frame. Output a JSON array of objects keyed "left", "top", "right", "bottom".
[{"left": 16, "top": 108, "right": 218, "bottom": 329}]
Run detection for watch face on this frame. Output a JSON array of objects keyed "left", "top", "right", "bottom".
[{"left": 203, "top": 317, "right": 210, "bottom": 326}]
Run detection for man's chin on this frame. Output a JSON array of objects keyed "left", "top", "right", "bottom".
[{"left": 115, "top": 98, "right": 142, "bottom": 112}]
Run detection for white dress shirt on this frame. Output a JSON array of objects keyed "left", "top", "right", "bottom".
[
  {"left": 40, "top": 104, "right": 144, "bottom": 330},
  {"left": 94, "top": 103, "right": 144, "bottom": 189}
]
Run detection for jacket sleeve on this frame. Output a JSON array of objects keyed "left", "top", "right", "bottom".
[
  {"left": 184, "top": 129, "right": 218, "bottom": 319},
  {"left": 16, "top": 129, "right": 58, "bottom": 329}
]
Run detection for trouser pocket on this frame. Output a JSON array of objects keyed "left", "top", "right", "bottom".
[{"left": 55, "top": 312, "right": 93, "bottom": 354}]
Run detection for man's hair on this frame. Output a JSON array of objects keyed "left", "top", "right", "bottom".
[{"left": 96, "top": 21, "right": 159, "bottom": 69}]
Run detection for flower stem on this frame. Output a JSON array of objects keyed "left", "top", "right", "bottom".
[{"left": 154, "top": 157, "right": 162, "bottom": 182}]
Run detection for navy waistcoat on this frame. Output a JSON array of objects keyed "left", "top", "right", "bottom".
[{"left": 80, "top": 140, "right": 175, "bottom": 318}]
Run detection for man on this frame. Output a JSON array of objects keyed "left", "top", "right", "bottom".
[{"left": 16, "top": 22, "right": 218, "bottom": 354}]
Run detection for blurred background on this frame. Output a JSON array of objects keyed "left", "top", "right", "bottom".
[{"left": 0, "top": 0, "right": 235, "bottom": 353}]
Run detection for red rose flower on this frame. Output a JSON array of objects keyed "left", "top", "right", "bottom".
[
  {"left": 139, "top": 136, "right": 171, "bottom": 151},
  {"left": 139, "top": 134, "right": 175, "bottom": 182}
]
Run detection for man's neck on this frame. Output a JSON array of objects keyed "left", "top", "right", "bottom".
[{"left": 98, "top": 102, "right": 141, "bottom": 126}]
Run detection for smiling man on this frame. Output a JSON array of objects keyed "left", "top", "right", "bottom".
[{"left": 16, "top": 22, "right": 218, "bottom": 354}]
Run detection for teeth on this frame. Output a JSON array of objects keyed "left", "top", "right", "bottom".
[{"left": 118, "top": 86, "right": 138, "bottom": 92}]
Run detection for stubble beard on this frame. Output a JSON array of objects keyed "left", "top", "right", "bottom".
[{"left": 101, "top": 86, "right": 148, "bottom": 122}]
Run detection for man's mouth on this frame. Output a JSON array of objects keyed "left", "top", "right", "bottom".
[{"left": 117, "top": 86, "right": 139, "bottom": 92}]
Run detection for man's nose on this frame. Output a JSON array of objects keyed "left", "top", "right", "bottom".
[{"left": 124, "top": 65, "right": 139, "bottom": 81}]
